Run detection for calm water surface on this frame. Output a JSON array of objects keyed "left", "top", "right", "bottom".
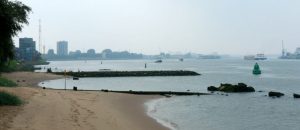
[{"left": 38, "top": 59, "right": 300, "bottom": 130}]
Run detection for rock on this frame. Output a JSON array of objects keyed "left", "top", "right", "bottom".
[
  {"left": 268, "top": 91, "right": 284, "bottom": 97},
  {"left": 293, "top": 93, "right": 300, "bottom": 98},
  {"left": 207, "top": 86, "right": 218, "bottom": 91},
  {"left": 218, "top": 83, "right": 255, "bottom": 92},
  {"left": 237, "top": 83, "right": 247, "bottom": 88},
  {"left": 219, "top": 84, "right": 235, "bottom": 92}
]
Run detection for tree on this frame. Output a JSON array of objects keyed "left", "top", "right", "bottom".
[{"left": 0, "top": 0, "right": 31, "bottom": 65}]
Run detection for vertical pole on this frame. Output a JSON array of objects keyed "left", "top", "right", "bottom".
[
  {"left": 64, "top": 69, "right": 66, "bottom": 90},
  {"left": 39, "top": 19, "right": 42, "bottom": 53}
]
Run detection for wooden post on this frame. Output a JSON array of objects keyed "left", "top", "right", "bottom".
[{"left": 64, "top": 70, "right": 66, "bottom": 90}]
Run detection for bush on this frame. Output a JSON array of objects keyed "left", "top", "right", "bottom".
[
  {"left": 0, "top": 91, "right": 22, "bottom": 106},
  {"left": 0, "top": 77, "right": 18, "bottom": 87},
  {"left": 0, "top": 60, "right": 39, "bottom": 72}
]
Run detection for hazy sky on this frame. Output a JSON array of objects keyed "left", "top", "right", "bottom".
[{"left": 14, "top": 0, "right": 300, "bottom": 55}]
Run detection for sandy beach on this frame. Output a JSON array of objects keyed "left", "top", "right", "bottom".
[{"left": 0, "top": 72, "right": 168, "bottom": 130}]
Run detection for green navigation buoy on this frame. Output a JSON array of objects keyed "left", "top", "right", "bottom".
[{"left": 252, "top": 62, "right": 261, "bottom": 75}]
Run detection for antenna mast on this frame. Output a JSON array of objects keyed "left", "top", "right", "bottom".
[
  {"left": 39, "top": 19, "right": 42, "bottom": 53},
  {"left": 282, "top": 40, "right": 285, "bottom": 57}
]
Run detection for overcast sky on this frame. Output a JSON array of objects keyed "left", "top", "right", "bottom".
[{"left": 14, "top": 0, "right": 300, "bottom": 55}]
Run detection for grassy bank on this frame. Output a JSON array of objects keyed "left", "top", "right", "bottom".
[
  {"left": 0, "top": 91, "right": 22, "bottom": 106},
  {"left": 0, "top": 77, "right": 17, "bottom": 87}
]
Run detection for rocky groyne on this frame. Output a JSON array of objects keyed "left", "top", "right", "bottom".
[{"left": 53, "top": 70, "right": 200, "bottom": 77}]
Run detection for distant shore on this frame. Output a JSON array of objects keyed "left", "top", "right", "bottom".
[{"left": 0, "top": 72, "right": 169, "bottom": 130}]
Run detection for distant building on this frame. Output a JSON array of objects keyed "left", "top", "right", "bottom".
[
  {"left": 47, "top": 49, "right": 55, "bottom": 56},
  {"left": 69, "top": 50, "right": 81, "bottom": 56},
  {"left": 19, "top": 38, "right": 36, "bottom": 61},
  {"left": 57, "top": 41, "right": 68, "bottom": 56}
]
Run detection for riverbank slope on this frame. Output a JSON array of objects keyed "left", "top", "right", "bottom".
[{"left": 0, "top": 72, "right": 168, "bottom": 130}]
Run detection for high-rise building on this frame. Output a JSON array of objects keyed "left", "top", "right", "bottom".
[
  {"left": 57, "top": 41, "right": 68, "bottom": 56},
  {"left": 19, "top": 38, "right": 36, "bottom": 61}
]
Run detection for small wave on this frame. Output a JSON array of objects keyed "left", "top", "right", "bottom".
[{"left": 145, "top": 98, "right": 180, "bottom": 130}]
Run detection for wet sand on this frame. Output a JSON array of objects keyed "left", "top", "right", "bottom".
[{"left": 0, "top": 72, "right": 168, "bottom": 130}]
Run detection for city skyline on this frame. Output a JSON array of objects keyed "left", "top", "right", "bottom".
[{"left": 13, "top": 0, "right": 300, "bottom": 55}]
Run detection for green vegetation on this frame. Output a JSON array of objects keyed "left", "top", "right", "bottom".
[
  {"left": 0, "top": 60, "right": 49, "bottom": 72},
  {"left": 0, "top": 91, "right": 22, "bottom": 106},
  {"left": 0, "top": 0, "right": 31, "bottom": 66},
  {"left": 0, "top": 76, "right": 17, "bottom": 87}
]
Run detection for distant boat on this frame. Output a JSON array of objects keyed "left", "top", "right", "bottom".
[
  {"left": 244, "top": 54, "right": 267, "bottom": 60},
  {"left": 254, "top": 54, "right": 267, "bottom": 60},
  {"left": 179, "top": 58, "right": 184, "bottom": 62},
  {"left": 155, "top": 59, "right": 162, "bottom": 63},
  {"left": 252, "top": 63, "right": 261, "bottom": 75}
]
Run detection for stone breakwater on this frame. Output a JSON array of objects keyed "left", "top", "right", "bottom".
[
  {"left": 53, "top": 70, "right": 200, "bottom": 77},
  {"left": 101, "top": 90, "right": 210, "bottom": 96}
]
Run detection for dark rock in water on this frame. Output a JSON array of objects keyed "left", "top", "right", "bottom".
[
  {"left": 42, "top": 87, "right": 46, "bottom": 89},
  {"left": 207, "top": 86, "right": 218, "bottom": 91},
  {"left": 237, "top": 83, "right": 247, "bottom": 88},
  {"left": 268, "top": 91, "right": 284, "bottom": 97},
  {"left": 218, "top": 83, "right": 255, "bottom": 92},
  {"left": 293, "top": 93, "right": 300, "bottom": 98},
  {"left": 258, "top": 90, "right": 264, "bottom": 92}
]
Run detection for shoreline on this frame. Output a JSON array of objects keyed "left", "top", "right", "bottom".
[
  {"left": 0, "top": 72, "right": 169, "bottom": 130},
  {"left": 145, "top": 98, "right": 179, "bottom": 130}
]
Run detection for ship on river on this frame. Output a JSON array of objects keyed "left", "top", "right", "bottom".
[{"left": 244, "top": 54, "right": 267, "bottom": 60}]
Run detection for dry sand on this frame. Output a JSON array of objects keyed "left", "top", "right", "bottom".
[{"left": 0, "top": 72, "right": 169, "bottom": 130}]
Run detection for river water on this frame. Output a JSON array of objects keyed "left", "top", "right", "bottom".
[{"left": 37, "top": 59, "right": 300, "bottom": 130}]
